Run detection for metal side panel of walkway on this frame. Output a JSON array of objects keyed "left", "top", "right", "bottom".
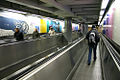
[{"left": 72, "top": 45, "right": 102, "bottom": 80}]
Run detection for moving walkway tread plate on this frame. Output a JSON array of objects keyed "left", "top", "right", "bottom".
[{"left": 72, "top": 46, "right": 102, "bottom": 80}]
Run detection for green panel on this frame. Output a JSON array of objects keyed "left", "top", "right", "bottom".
[{"left": 47, "top": 20, "right": 49, "bottom": 32}]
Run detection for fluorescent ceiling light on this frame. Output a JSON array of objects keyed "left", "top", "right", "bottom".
[
  {"left": 101, "top": 0, "right": 109, "bottom": 9},
  {"left": 103, "top": 18, "right": 106, "bottom": 21},
  {"left": 88, "top": 25, "right": 92, "bottom": 27},
  {"left": 99, "top": 19, "right": 101, "bottom": 21},
  {"left": 99, "top": 16, "right": 102, "bottom": 19},
  {"left": 100, "top": 10, "right": 104, "bottom": 16},
  {"left": 98, "top": 22, "right": 100, "bottom": 25},
  {"left": 98, "top": 0, "right": 109, "bottom": 24}
]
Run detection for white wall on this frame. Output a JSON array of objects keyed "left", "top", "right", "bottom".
[
  {"left": 113, "top": 0, "right": 120, "bottom": 45},
  {"left": 0, "top": 10, "right": 79, "bottom": 37}
]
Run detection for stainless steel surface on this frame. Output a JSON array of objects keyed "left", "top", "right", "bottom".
[
  {"left": 72, "top": 45, "right": 102, "bottom": 80},
  {"left": 72, "top": 32, "right": 81, "bottom": 41},
  {"left": 0, "top": 36, "right": 57, "bottom": 69},
  {"left": 0, "top": 34, "right": 68, "bottom": 79},
  {"left": 99, "top": 35, "right": 120, "bottom": 80},
  {"left": 18, "top": 38, "right": 87, "bottom": 80},
  {"left": 22, "top": 51, "right": 73, "bottom": 80},
  {"left": 0, "top": 33, "right": 80, "bottom": 79},
  {"left": 64, "top": 18, "right": 72, "bottom": 42}
]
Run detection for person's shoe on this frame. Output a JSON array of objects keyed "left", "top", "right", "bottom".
[
  {"left": 88, "top": 62, "right": 90, "bottom": 65},
  {"left": 94, "top": 57, "right": 97, "bottom": 62}
]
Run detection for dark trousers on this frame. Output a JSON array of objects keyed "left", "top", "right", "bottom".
[{"left": 88, "top": 43, "right": 97, "bottom": 64}]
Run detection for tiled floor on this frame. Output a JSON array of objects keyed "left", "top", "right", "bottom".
[{"left": 72, "top": 45, "right": 102, "bottom": 80}]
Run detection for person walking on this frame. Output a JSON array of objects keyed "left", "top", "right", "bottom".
[{"left": 86, "top": 25, "right": 100, "bottom": 65}]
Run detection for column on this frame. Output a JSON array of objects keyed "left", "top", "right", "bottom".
[{"left": 63, "top": 17, "right": 72, "bottom": 42}]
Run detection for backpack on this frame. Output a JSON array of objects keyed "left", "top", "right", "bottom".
[{"left": 88, "top": 31, "right": 96, "bottom": 45}]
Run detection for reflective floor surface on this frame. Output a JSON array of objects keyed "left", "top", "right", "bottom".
[{"left": 72, "top": 45, "right": 102, "bottom": 80}]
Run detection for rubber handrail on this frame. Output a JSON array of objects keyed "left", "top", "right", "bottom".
[{"left": 101, "top": 35, "right": 120, "bottom": 71}]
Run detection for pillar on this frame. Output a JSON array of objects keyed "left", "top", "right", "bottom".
[{"left": 63, "top": 17, "right": 72, "bottom": 42}]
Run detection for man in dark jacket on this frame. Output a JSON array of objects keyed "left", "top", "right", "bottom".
[
  {"left": 86, "top": 25, "right": 100, "bottom": 65},
  {"left": 14, "top": 28, "right": 24, "bottom": 41},
  {"left": 32, "top": 28, "right": 39, "bottom": 39}
]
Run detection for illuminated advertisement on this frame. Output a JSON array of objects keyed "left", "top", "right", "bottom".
[
  {"left": 49, "top": 20, "right": 62, "bottom": 32},
  {"left": 0, "top": 16, "right": 29, "bottom": 33},
  {"left": 0, "top": 11, "right": 79, "bottom": 36}
]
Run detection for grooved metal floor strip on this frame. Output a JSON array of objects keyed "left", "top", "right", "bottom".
[{"left": 72, "top": 45, "right": 102, "bottom": 80}]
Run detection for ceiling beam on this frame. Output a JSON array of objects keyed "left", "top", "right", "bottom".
[
  {"left": 6, "top": 0, "right": 54, "bottom": 13},
  {"left": 77, "top": 14, "right": 98, "bottom": 16},
  {"left": 39, "top": 0, "right": 74, "bottom": 16},
  {"left": 72, "top": 8, "right": 100, "bottom": 12},
  {"left": 70, "top": 4, "right": 100, "bottom": 8},
  {"left": 56, "top": 0, "right": 101, "bottom": 5},
  {"left": 0, "top": 1, "right": 60, "bottom": 18},
  {"left": 76, "top": 11, "right": 99, "bottom": 15},
  {"left": 6, "top": 0, "right": 75, "bottom": 17}
]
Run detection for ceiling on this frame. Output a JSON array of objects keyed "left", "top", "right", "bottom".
[{"left": 1, "top": 0, "right": 102, "bottom": 24}]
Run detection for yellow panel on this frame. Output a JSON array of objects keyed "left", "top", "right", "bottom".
[
  {"left": 40, "top": 19, "right": 47, "bottom": 33},
  {"left": 88, "top": 27, "right": 92, "bottom": 31},
  {"left": 98, "top": 27, "right": 101, "bottom": 32}
]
